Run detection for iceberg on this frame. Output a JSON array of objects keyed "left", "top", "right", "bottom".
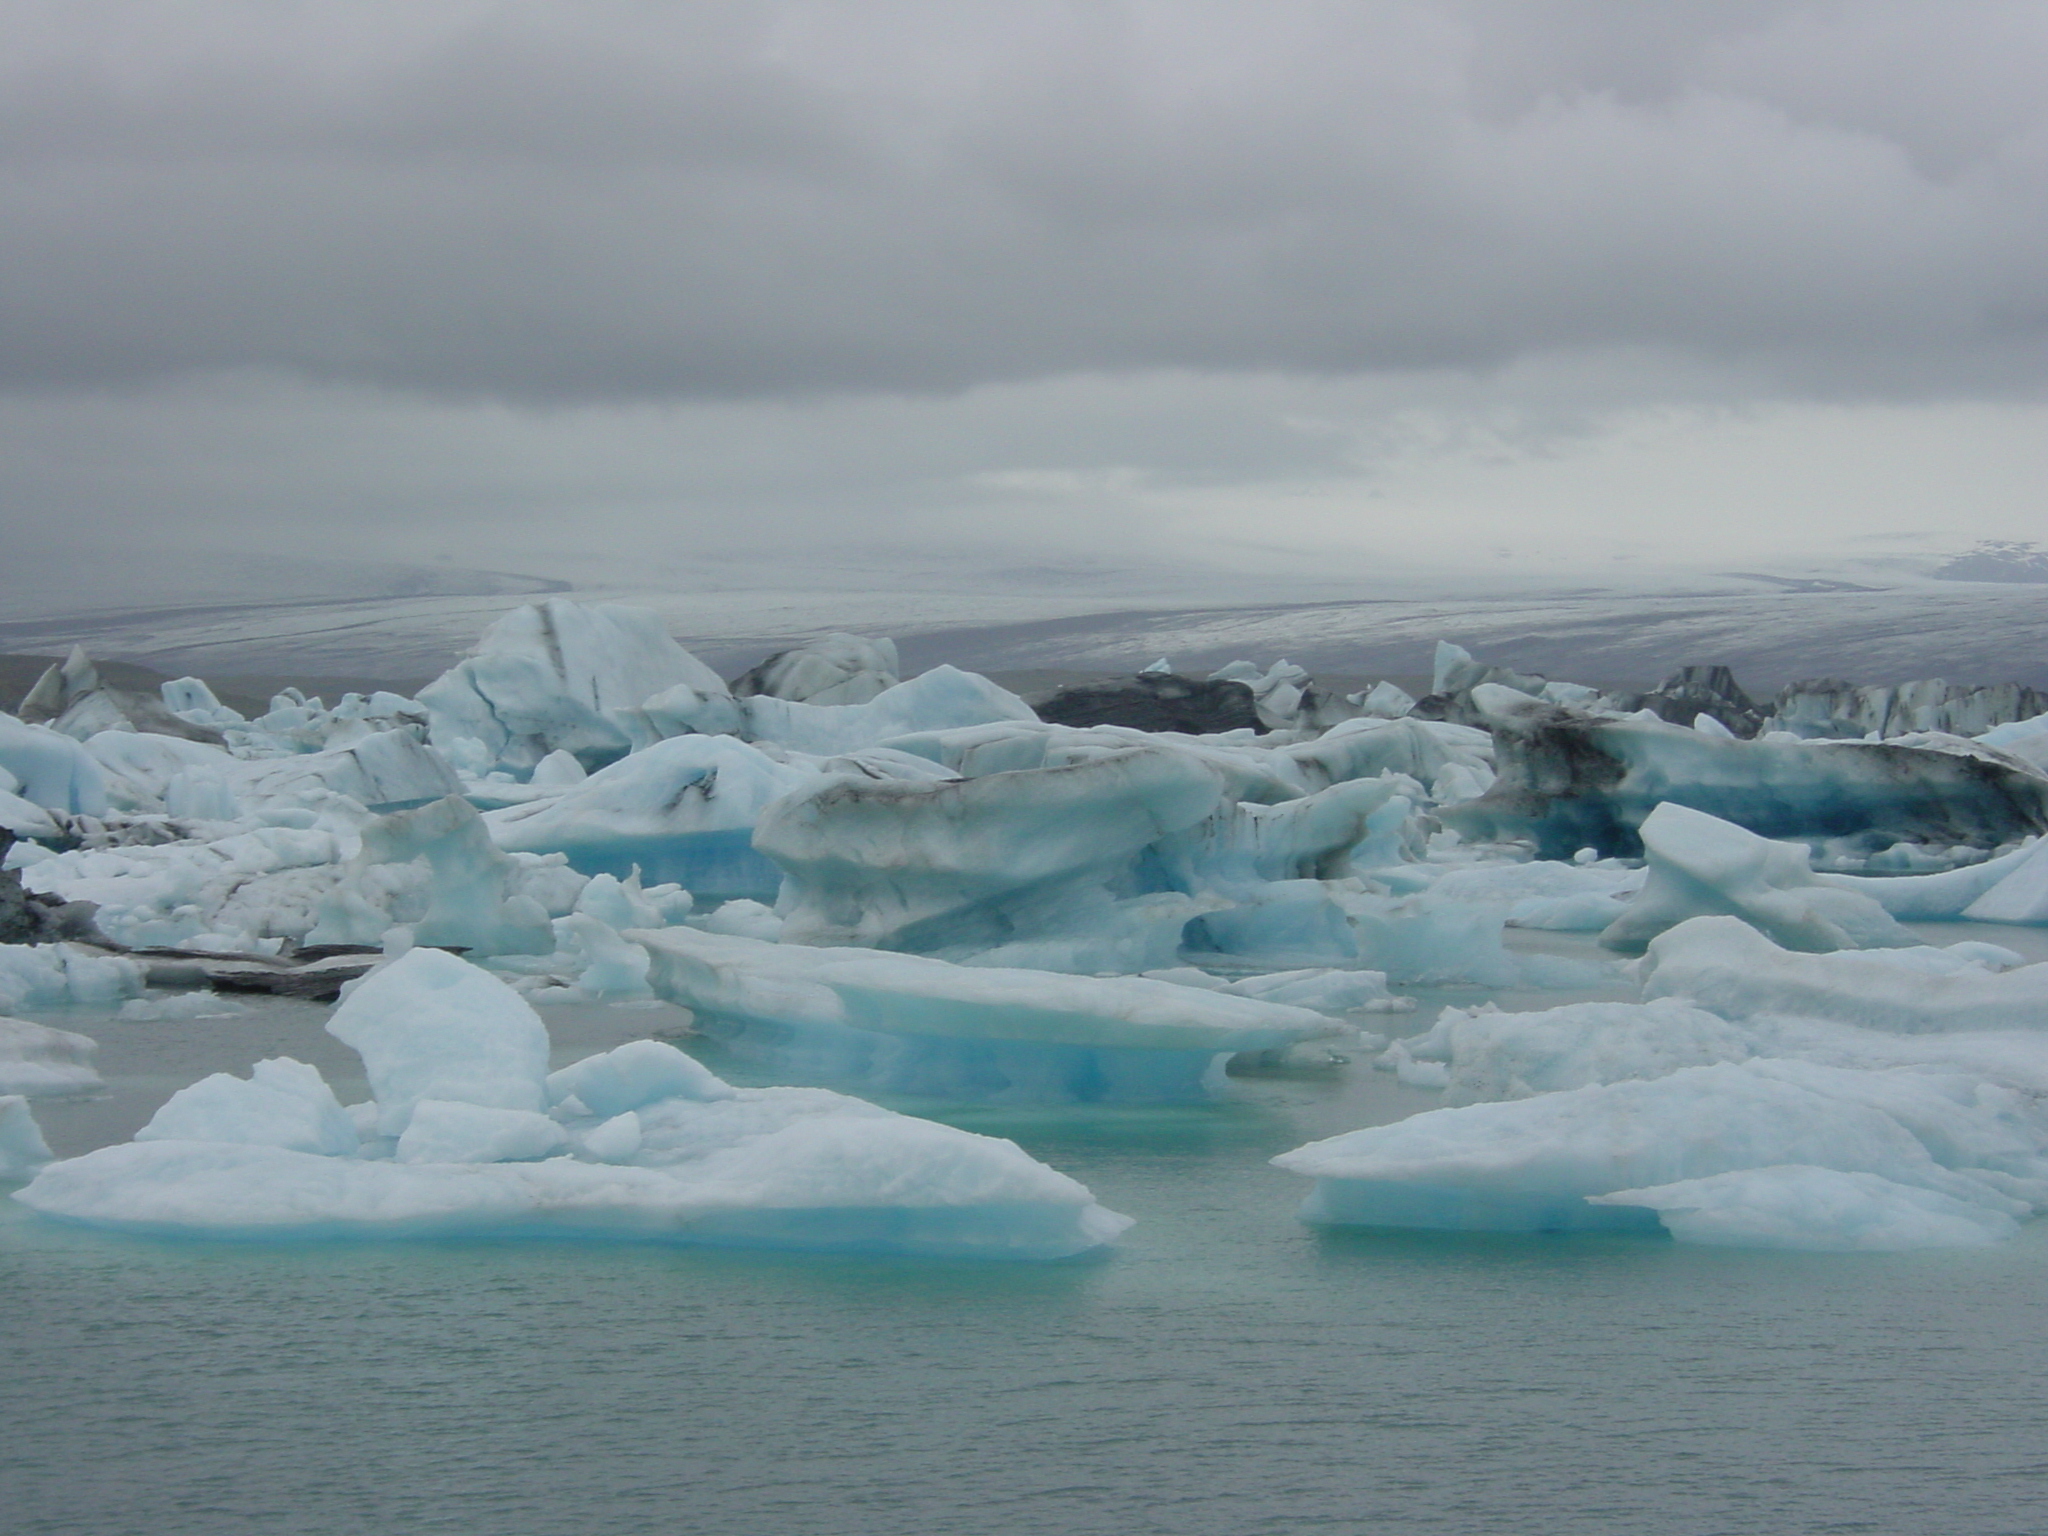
[
  {"left": 756, "top": 742, "right": 1224, "bottom": 951},
  {"left": 487, "top": 734, "right": 815, "bottom": 902},
  {"left": 0, "top": 714, "right": 110, "bottom": 817},
  {"left": 0, "top": 1015, "right": 103, "bottom": 1097},
  {"left": 626, "top": 666, "right": 1037, "bottom": 757},
  {"left": 0, "top": 942, "right": 145, "bottom": 1014},
  {"left": 311, "top": 796, "right": 557, "bottom": 955},
  {"left": 326, "top": 947, "right": 553, "bottom": 1136},
  {"left": 1637, "top": 915, "right": 2048, "bottom": 1033},
  {"left": 634, "top": 925, "right": 1344, "bottom": 1101},
  {"left": 1598, "top": 803, "right": 1914, "bottom": 954},
  {"left": 1815, "top": 838, "right": 2048, "bottom": 925},
  {"left": 1274, "top": 1057, "right": 2047, "bottom": 1246},
  {"left": 1380, "top": 998, "right": 1757, "bottom": 1106},
  {"left": 1445, "top": 690, "right": 2048, "bottom": 858},
  {"left": 1589, "top": 1165, "right": 2019, "bottom": 1251},
  {"left": 420, "top": 599, "right": 728, "bottom": 776},
  {"left": 1, "top": 1095, "right": 52, "bottom": 1181},
  {"left": 729, "top": 633, "right": 901, "bottom": 706},
  {"left": 15, "top": 950, "right": 1130, "bottom": 1258}
]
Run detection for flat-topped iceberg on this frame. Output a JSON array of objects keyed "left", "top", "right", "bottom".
[
  {"left": 14, "top": 948, "right": 1131, "bottom": 1259},
  {"left": 1638, "top": 915, "right": 2048, "bottom": 1032},
  {"left": 634, "top": 926, "right": 1345, "bottom": 1101},
  {"left": 1274, "top": 1057, "right": 2048, "bottom": 1249}
]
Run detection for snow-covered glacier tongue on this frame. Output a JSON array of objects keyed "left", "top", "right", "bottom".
[{"left": 13, "top": 948, "right": 1132, "bottom": 1259}]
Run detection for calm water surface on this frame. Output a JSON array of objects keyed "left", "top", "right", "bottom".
[{"left": 7, "top": 953, "right": 2048, "bottom": 1536}]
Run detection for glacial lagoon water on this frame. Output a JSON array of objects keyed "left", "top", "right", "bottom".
[{"left": 9, "top": 938, "right": 2048, "bottom": 1536}]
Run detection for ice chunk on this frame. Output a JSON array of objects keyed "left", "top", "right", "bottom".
[
  {"left": 730, "top": 634, "right": 900, "bottom": 706},
  {"left": 1445, "top": 694, "right": 2048, "bottom": 858},
  {"left": 135, "top": 1057, "right": 358, "bottom": 1156},
  {"left": 232, "top": 729, "right": 461, "bottom": 814},
  {"left": 630, "top": 666, "right": 1036, "bottom": 756},
  {"left": 1639, "top": 916, "right": 2048, "bottom": 1032},
  {"left": 487, "top": 734, "right": 812, "bottom": 902},
  {"left": 546, "top": 1038, "right": 734, "bottom": 1117},
  {"left": 1599, "top": 804, "right": 1914, "bottom": 954},
  {"left": 1383, "top": 998, "right": 1757, "bottom": 1105},
  {"left": 117, "top": 993, "right": 249, "bottom": 1021},
  {"left": 19, "top": 1048, "right": 1132, "bottom": 1259},
  {"left": 1815, "top": 839, "right": 2045, "bottom": 921},
  {"left": 1767, "top": 679, "right": 2048, "bottom": 741},
  {"left": 1954, "top": 839, "right": 2048, "bottom": 924},
  {"left": 579, "top": 1111, "right": 643, "bottom": 1162},
  {"left": 420, "top": 598, "right": 728, "bottom": 776},
  {"left": 0, "top": 942, "right": 145, "bottom": 1014},
  {"left": 314, "top": 796, "right": 556, "bottom": 955},
  {"left": 394, "top": 1100, "right": 568, "bottom": 1164},
  {"left": 326, "top": 948, "right": 551, "bottom": 1135},
  {"left": 759, "top": 742, "right": 1224, "bottom": 951},
  {"left": 551, "top": 913, "right": 654, "bottom": 999},
  {"left": 1274, "top": 1058, "right": 2045, "bottom": 1241},
  {"left": 635, "top": 926, "right": 1342, "bottom": 1101},
  {"left": 1590, "top": 1165, "right": 2020, "bottom": 1250},
  {"left": 0, "top": 1016, "right": 102, "bottom": 1097},
  {"left": 0, "top": 714, "right": 110, "bottom": 817},
  {"left": 1356, "top": 681, "right": 1416, "bottom": 719},
  {"left": 0, "top": 1095, "right": 53, "bottom": 1180}
]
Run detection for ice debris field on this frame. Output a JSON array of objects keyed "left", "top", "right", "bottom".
[{"left": 7, "top": 605, "right": 2048, "bottom": 1255}]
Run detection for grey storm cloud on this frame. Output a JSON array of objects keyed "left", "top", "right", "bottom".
[{"left": 4, "top": 0, "right": 2047, "bottom": 404}]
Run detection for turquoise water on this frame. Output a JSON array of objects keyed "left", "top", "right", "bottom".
[{"left": 8, "top": 970, "right": 2048, "bottom": 1536}]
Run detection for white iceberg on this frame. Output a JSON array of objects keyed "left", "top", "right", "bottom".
[
  {"left": 487, "top": 734, "right": 813, "bottom": 903},
  {"left": 1638, "top": 916, "right": 2048, "bottom": 1033},
  {"left": 1599, "top": 803, "right": 1913, "bottom": 954},
  {"left": 1274, "top": 1057, "right": 2047, "bottom": 1246},
  {"left": 1, "top": 1095, "right": 53, "bottom": 1180},
  {"left": 0, "top": 942, "right": 145, "bottom": 1014},
  {"left": 0, "top": 1015, "right": 104, "bottom": 1097},
  {"left": 15, "top": 949, "right": 1131, "bottom": 1259},
  {"left": 1589, "top": 1165, "right": 2019, "bottom": 1251},
  {"left": 420, "top": 598, "right": 728, "bottom": 776}
]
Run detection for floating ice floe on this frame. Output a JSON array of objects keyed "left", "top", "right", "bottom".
[
  {"left": 0, "top": 1015, "right": 103, "bottom": 1096},
  {"left": 634, "top": 926, "right": 1346, "bottom": 1101},
  {"left": 1275, "top": 1056, "right": 2048, "bottom": 1250},
  {"left": 1637, "top": 915, "right": 2048, "bottom": 1032},
  {"left": 13, "top": 948, "right": 1131, "bottom": 1259}
]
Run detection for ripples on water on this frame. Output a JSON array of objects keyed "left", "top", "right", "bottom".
[{"left": 8, "top": 940, "right": 2048, "bottom": 1536}]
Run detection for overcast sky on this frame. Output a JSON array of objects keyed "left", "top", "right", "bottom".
[{"left": 4, "top": 0, "right": 2046, "bottom": 605}]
